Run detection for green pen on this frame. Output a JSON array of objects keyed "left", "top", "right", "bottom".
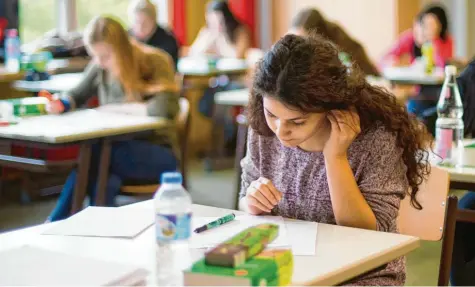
[{"left": 194, "top": 213, "right": 236, "bottom": 233}]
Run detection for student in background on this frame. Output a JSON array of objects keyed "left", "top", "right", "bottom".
[
  {"left": 189, "top": 0, "right": 251, "bottom": 155},
  {"left": 128, "top": 0, "right": 179, "bottom": 67},
  {"left": 450, "top": 60, "right": 475, "bottom": 286},
  {"left": 382, "top": 5, "right": 453, "bottom": 136},
  {"left": 380, "top": 14, "right": 425, "bottom": 68},
  {"left": 289, "top": 8, "right": 379, "bottom": 76},
  {"left": 239, "top": 34, "right": 431, "bottom": 286},
  {"left": 47, "top": 16, "right": 179, "bottom": 222},
  {"left": 188, "top": 0, "right": 251, "bottom": 59},
  {"left": 381, "top": 4, "right": 453, "bottom": 69}
]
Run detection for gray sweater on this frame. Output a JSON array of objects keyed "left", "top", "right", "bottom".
[
  {"left": 240, "top": 125, "right": 408, "bottom": 286},
  {"left": 67, "top": 48, "right": 179, "bottom": 155}
]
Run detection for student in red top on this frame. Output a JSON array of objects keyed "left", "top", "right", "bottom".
[{"left": 381, "top": 4, "right": 453, "bottom": 69}]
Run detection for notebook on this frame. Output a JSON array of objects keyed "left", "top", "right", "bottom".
[{"left": 0, "top": 246, "right": 148, "bottom": 286}]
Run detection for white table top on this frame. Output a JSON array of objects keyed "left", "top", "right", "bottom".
[
  {"left": 213, "top": 77, "right": 394, "bottom": 107},
  {"left": 214, "top": 88, "right": 249, "bottom": 106},
  {"left": 382, "top": 66, "right": 445, "bottom": 85},
  {"left": 0, "top": 109, "right": 167, "bottom": 144},
  {"left": 178, "top": 57, "right": 248, "bottom": 76},
  {"left": 431, "top": 141, "right": 475, "bottom": 184},
  {"left": 12, "top": 57, "right": 250, "bottom": 93},
  {"left": 0, "top": 201, "right": 420, "bottom": 286},
  {"left": 12, "top": 73, "right": 83, "bottom": 93}
]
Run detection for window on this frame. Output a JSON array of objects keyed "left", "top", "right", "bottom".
[
  {"left": 19, "top": 0, "right": 56, "bottom": 44},
  {"left": 75, "top": 0, "right": 130, "bottom": 31}
]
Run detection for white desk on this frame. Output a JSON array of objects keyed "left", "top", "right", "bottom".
[
  {"left": 12, "top": 73, "right": 83, "bottom": 93},
  {"left": 1, "top": 58, "right": 89, "bottom": 83},
  {"left": 0, "top": 109, "right": 168, "bottom": 211},
  {"left": 212, "top": 78, "right": 394, "bottom": 107},
  {"left": 214, "top": 88, "right": 249, "bottom": 106},
  {"left": 382, "top": 66, "right": 445, "bottom": 85},
  {"left": 0, "top": 201, "right": 420, "bottom": 286},
  {"left": 431, "top": 142, "right": 475, "bottom": 187},
  {"left": 178, "top": 57, "right": 248, "bottom": 77},
  {"left": 0, "top": 109, "right": 166, "bottom": 144}
]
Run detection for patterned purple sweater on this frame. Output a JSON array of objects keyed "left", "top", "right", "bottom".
[{"left": 240, "top": 125, "right": 408, "bottom": 286}]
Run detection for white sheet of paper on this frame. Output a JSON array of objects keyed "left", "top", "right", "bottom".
[
  {"left": 191, "top": 215, "right": 289, "bottom": 249},
  {"left": 0, "top": 246, "right": 148, "bottom": 286},
  {"left": 42, "top": 206, "right": 154, "bottom": 238},
  {"left": 283, "top": 218, "right": 317, "bottom": 256}
]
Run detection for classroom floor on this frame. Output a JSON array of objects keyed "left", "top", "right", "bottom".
[{"left": 0, "top": 162, "right": 442, "bottom": 286}]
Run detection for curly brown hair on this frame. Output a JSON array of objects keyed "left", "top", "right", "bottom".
[{"left": 249, "top": 34, "right": 431, "bottom": 209}]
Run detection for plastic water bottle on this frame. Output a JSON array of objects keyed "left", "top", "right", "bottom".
[
  {"left": 4, "top": 29, "right": 21, "bottom": 72},
  {"left": 154, "top": 172, "right": 192, "bottom": 286},
  {"left": 435, "top": 65, "right": 464, "bottom": 167}
]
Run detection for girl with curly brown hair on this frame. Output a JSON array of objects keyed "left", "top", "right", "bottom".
[{"left": 239, "top": 33, "right": 431, "bottom": 285}]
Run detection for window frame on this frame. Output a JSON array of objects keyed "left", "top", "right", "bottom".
[{"left": 58, "top": 0, "right": 170, "bottom": 35}]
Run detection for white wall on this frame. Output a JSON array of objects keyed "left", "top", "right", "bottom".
[
  {"left": 153, "top": 0, "right": 169, "bottom": 27},
  {"left": 290, "top": 0, "right": 397, "bottom": 62}
]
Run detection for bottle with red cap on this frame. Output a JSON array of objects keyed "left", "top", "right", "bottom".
[{"left": 4, "top": 29, "right": 21, "bottom": 72}]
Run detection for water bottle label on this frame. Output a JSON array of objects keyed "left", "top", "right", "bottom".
[
  {"left": 436, "top": 128, "right": 453, "bottom": 159},
  {"left": 156, "top": 212, "right": 192, "bottom": 242}
]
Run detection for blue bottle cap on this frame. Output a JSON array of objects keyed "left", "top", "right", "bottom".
[{"left": 161, "top": 172, "right": 183, "bottom": 184}]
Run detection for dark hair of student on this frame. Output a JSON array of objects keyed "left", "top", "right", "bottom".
[
  {"left": 422, "top": 4, "right": 449, "bottom": 40},
  {"left": 248, "top": 34, "right": 431, "bottom": 209},
  {"left": 413, "top": 12, "right": 425, "bottom": 58},
  {"left": 207, "top": 0, "right": 241, "bottom": 43},
  {"left": 290, "top": 8, "right": 329, "bottom": 37}
]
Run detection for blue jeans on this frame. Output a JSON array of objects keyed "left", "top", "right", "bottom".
[
  {"left": 48, "top": 140, "right": 178, "bottom": 221},
  {"left": 450, "top": 192, "right": 475, "bottom": 285},
  {"left": 407, "top": 99, "right": 438, "bottom": 137},
  {"left": 199, "top": 81, "right": 245, "bottom": 144}
]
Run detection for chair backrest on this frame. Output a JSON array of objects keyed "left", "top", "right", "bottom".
[
  {"left": 178, "top": 97, "right": 190, "bottom": 148},
  {"left": 177, "top": 96, "right": 190, "bottom": 188},
  {"left": 397, "top": 165, "right": 450, "bottom": 241}
]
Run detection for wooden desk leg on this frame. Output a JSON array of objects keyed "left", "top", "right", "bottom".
[
  {"left": 95, "top": 139, "right": 112, "bottom": 206},
  {"left": 71, "top": 143, "right": 92, "bottom": 214},
  {"left": 182, "top": 84, "right": 213, "bottom": 156}
]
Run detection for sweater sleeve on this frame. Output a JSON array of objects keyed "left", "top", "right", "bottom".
[
  {"left": 67, "top": 62, "right": 100, "bottom": 108},
  {"left": 433, "top": 36, "right": 454, "bottom": 67},
  {"left": 357, "top": 127, "right": 408, "bottom": 232},
  {"left": 379, "top": 30, "right": 415, "bottom": 69},
  {"left": 239, "top": 128, "right": 261, "bottom": 200},
  {"left": 144, "top": 51, "right": 179, "bottom": 119}
]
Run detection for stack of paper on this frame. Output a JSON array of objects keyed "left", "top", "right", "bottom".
[
  {"left": 0, "top": 246, "right": 148, "bottom": 286},
  {"left": 42, "top": 206, "right": 154, "bottom": 239}
]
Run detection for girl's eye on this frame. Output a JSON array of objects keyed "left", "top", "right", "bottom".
[{"left": 293, "top": 121, "right": 306, "bottom": 126}]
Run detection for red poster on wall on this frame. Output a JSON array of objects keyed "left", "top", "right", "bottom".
[
  {"left": 228, "top": 0, "right": 256, "bottom": 46},
  {"left": 172, "top": 0, "right": 256, "bottom": 47},
  {"left": 172, "top": 0, "right": 187, "bottom": 46}
]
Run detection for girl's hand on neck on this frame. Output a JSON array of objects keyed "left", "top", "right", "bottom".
[{"left": 322, "top": 108, "right": 361, "bottom": 160}]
